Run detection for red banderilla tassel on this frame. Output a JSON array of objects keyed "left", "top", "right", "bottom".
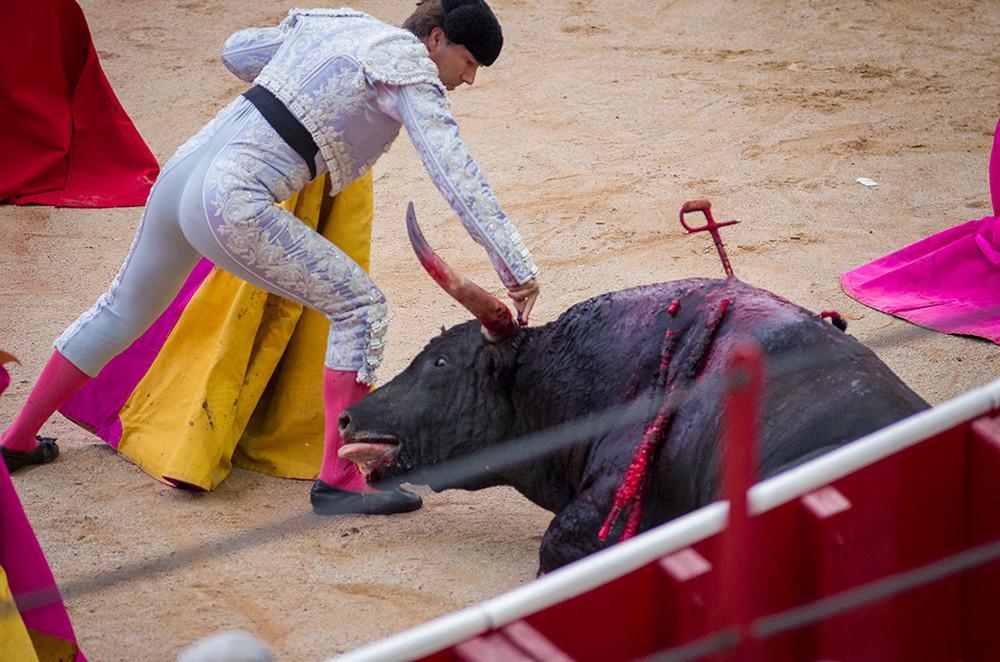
[
  {"left": 598, "top": 413, "right": 666, "bottom": 541},
  {"left": 599, "top": 297, "right": 731, "bottom": 543},
  {"left": 821, "top": 310, "right": 848, "bottom": 331}
]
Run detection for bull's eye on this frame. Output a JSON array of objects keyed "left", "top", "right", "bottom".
[{"left": 434, "top": 356, "right": 449, "bottom": 367}]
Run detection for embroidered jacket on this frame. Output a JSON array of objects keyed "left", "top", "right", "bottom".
[{"left": 220, "top": 7, "right": 537, "bottom": 288}]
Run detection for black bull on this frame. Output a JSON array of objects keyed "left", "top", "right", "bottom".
[{"left": 339, "top": 206, "right": 928, "bottom": 573}]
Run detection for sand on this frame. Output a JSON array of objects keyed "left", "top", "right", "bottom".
[{"left": 2, "top": 1, "right": 998, "bottom": 659}]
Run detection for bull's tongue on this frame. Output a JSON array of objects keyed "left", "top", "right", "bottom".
[
  {"left": 338, "top": 441, "right": 399, "bottom": 480},
  {"left": 338, "top": 442, "right": 396, "bottom": 464}
]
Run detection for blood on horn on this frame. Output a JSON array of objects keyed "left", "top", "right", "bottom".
[{"left": 406, "top": 202, "right": 517, "bottom": 341}]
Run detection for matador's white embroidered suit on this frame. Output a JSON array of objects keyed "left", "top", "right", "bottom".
[{"left": 56, "top": 7, "right": 537, "bottom": 385}]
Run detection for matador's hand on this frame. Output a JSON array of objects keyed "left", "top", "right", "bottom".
[{"left": 508, "top": 278, "right": 539, "bottom": 327}]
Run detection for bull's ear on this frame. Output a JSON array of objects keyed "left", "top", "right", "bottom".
[{"left": 476, "top": 343, "right": 516, "bottom": 390}]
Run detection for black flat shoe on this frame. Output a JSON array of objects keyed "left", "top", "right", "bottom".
[
  {"left": 310, "top": 480, "right": 422, "bottom": 516},
  {"left": 2, "top": 436, "right": 59, "bottom": 472}
]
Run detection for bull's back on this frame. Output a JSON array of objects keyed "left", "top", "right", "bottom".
[{"left": 575, "top": 278, "right": 927, "bottom": 524}]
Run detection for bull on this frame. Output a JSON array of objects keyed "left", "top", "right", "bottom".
[{"left": 339, "top": 204, "right": 928, "bottom": 573}]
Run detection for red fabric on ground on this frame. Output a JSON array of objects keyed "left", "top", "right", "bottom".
[{"left": 0, "top": 0, "right": 158, "bottom": 207}]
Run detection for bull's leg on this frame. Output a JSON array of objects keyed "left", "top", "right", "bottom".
[{"left": 538, "top": 493, "right": 614, "bottom": 574}]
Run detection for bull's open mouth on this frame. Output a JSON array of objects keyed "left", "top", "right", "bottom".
[{"left": 338, "top": 433, "right": 400, "bottom": 479}]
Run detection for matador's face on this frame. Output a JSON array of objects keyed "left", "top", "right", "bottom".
[{"left": 425, "top": 29, "right": 481, "bottom": 91}]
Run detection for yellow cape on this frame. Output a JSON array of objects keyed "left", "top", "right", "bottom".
[
  {"left": 0, "top": 567, "right": 38, "bottom": 662},
  {"left": 0, "top": 567, "right": 77, "bottom": 661},
  {"left": 116, "top": 173, "right": 373, "bottom": 490}
]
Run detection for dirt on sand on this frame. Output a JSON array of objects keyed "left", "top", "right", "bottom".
[{"left": 2, "top": 1, "right": 998, "bottom": 659}]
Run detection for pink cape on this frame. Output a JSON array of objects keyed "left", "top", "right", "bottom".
[
  {"left": 0, "top": 367, "right": 85, "bottom": 659},
  {"left": 0, "top": 465, "right": 86, "bottom": 659},
  {"left": 60, "top": 260, "right": 215, "bottom": 445},
  {"left": 841, "top": 119, "right": 1000, "bottom": 343}
]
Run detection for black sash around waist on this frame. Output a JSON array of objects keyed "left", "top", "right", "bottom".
[{"left": 242, "top": 85, "right": 319, "bottom": 179}]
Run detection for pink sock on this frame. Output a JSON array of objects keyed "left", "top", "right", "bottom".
[
  {"left": 1, "top": 349, "right": 90, "bottom": 452},
  {"left": 318, "top": 368, "right": 371, "bottom": 491}
]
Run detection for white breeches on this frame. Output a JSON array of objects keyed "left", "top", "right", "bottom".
[{"left": 55, "top": 98, "right": 388, "bottom": 384}]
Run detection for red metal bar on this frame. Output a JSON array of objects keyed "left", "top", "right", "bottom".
[{"left": 720, "top": 341, "right": 764, "bottom": 659}]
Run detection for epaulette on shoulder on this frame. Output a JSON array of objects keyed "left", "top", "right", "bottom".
[{"left": 359, "top": 29, "right": 445, "bottom": 92}]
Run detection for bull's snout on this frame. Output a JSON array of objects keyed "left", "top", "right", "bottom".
[
  {"left": 338, "top": 411, "right": 353, "bottom": 438},
  {"left": 337, "top": 408, "right": 397, "bottom": 446},
  {"left": 335, "top": 407, "right": 402, "bottom": 481}
]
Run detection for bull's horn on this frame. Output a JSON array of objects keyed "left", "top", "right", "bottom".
[{"left": 406, "top": 202, "right": 518, "bottom": 341}]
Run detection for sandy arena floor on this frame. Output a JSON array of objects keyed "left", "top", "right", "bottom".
[{"left": 2, "top": 1, "right": 998, "bottom": 659}]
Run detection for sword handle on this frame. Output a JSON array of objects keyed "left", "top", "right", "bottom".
[{"left": 679, "top": 199, "right": 714, "bottom": 232}]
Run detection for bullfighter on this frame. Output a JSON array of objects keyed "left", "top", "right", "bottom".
[{"left": 1, "top": 0, "right": 540, "bottom": 517}]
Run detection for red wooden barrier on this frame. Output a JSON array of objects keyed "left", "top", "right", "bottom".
[
  {"left": 403, "top": 381, "right": 1000, "bottom": 662},
  {"left": 965, "top": 414, "right": 1000, "bottom": 661}
]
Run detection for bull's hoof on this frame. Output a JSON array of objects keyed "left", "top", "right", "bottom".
[
  {"left": 310, "top": 480, "right": 423, "bottom": 516},
  {"left": 2, "top": 436, "right": 59, "bottom": 472}
]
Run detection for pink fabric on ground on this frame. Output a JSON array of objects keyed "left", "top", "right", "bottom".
[
  {"left": 841, "top": 216, "right": 1000, "bottom": 342},
  {"left": 991, "top": 118, "right": 999, "bottom": 214},
  {"left": 1, "top": 467, "right": 86, "bottom": 659},
  {"left": 841, "top": 118, "right": 1000, "bottom": 344},
  {"left": 59, "top": 259, "right": 215, "bottom": 445}
]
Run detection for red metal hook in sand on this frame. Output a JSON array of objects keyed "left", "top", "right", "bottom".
[{"left": 679, "top": 199, "right": 740, "bottom": 278}]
